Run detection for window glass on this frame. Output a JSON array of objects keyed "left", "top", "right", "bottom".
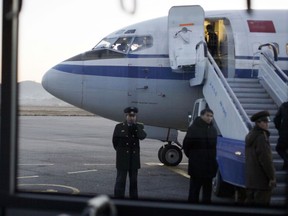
[
  {"left": 111, "top": 37, "right": 133, "bottom": 53},
  {"left": 16, "top": 0, "right": 287, "bottom": 210},
  {"left": 130, "top": 36, "right": 153, "bottom": 52},
  {"left": 93, "top": 37, "right": 118, "bottom": 50}
]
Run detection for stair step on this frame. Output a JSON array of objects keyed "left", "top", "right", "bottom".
[
  {"left": 245, "top": 109, "right": 277, "bottom": 116},
  {"left": 270, "top": 196, "right": 287, "bottom": 206},
  {"left": 275, "top": 170, "right": 288, "bottom": 182},
  {"left": 235, "top": 92, "right": 269, "bottom": 98},
  {"left": 226, "top": 78, "right": 259, "bottom": 83},
  {"left": 238, "top": 98, "right": 274, "bottom": 104},
  {"left": 241, "top": 103, "right": 277, "bottom": 110},
  {"left": 272, "top": 183, "right": 286, "bottom": 196},
  {"left": 228, "top": 82, "right": 263, "bottom": 88},
  {"left": 232, "top": 88, "right": 266, "bottom": 93},
  {"left": 273, "top": 159, "right": 286, "bottom": 171}
]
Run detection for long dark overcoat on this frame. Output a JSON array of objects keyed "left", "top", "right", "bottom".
[
  {"left": 112, "top": 122, "right": 146, "bottom": 170},
  {"left": 274, "top": 101, "right": 288, "bottom": 146},
  {"left": 182, "top": 117, "right": 218, "bottom": 178},
  {"left": 245, "top": 126, "right": 275, "bottom": 190}
]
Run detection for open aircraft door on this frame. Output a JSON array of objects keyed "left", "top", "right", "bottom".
[{"left": 168, "top": 5, "right": 205, "bottom": 71}]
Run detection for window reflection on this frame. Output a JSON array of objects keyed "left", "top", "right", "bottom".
[
  {"left": 16, "top": 0, "right": 287, "bottom": 210},
  {"left": 94, "top": 35, "right": 153, "bottom": 53}
]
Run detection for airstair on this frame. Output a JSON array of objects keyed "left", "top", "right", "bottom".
[
  {"left": 193, "top": 46, "right": 288, "bottom": 205},
  {"left": 168, "top": 5, "right": 287, "bottom": 205}
]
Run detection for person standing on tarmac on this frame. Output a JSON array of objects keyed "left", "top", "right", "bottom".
[
  {"left": 273, "top": 101, "right": 288, "bottom": 170},
  {"left": 183, "top": 108, "right": 218, "bottom": 203},
  {"left": 112, "top": 106, "right": 147, "bottom": 199},
  {"left": 245, "top": 111, "right": 276, "bottom": 205}
]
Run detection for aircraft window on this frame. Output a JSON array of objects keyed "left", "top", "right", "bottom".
[
  {"left": 93, "top": 37, "right": 118, "bottom": 50},
  {"left": 111, "top": 37, "right": 133, "bottom": 53},
  {"left": 286, "top": 43, "right": 288, "bottom": 55},
  {"left": 130, "top": 36, "right": 153, "bottom": 52}
]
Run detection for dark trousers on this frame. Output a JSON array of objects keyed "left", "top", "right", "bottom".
[
  {"left": 188, "top": 177, "right": 212, "bottom": 203},
  {"left": 276, "top": 142, "right": 288, "bottom": 169},
  {"left": 245, "top": 189, "right": 272, "bottom": 205},
  {"left": 114, "top": 169, "right": 138, "bottom": 199}
]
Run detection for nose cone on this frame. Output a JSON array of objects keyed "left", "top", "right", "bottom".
[
  {"left": 41, "top": 69, "right": 52, "bottom": 93},
  {"left": 41, "top": 65, "right": 84, "bottom": 107},
  {"left": 41, "top": 68, "right": 62, "bottom": 96}
]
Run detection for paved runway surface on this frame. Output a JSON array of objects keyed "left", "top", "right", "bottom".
[{"left": 17, "top": 116, "right": 232, "bottom": 203}]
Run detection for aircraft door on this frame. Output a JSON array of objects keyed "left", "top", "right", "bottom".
[{"left": 168, "top": 5, "right": 205, "bottom": 70}]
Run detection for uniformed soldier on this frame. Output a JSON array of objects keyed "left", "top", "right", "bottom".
[
  {"left": 112, "top": 106, "right": 146, "bottom": 199},
  {"left": 245, "top": 111, "right": 276, "bottom": 205}
]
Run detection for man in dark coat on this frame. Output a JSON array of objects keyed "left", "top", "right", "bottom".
[
  {"left": 113, "top": 106, "right": 146, "bottom": 199},
  {"left": 183, "top": 108, "right": 218, "bottom": 203},
  {"left": 274, "top": 101, "right": 288, "bottom": 170},
  {"left": 206, "top": 24, "right": 218, "bottom": 57},
  {"left": 245, "top": 111, "right": 276, "bottom": 205}
]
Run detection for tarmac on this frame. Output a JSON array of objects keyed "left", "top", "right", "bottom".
[{"left": 17, "top": 108, "right": 234, "bottom": 204}]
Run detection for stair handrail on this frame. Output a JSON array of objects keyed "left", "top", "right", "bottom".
[
  {"left": 257, "top": 44, "right": 288, "bottom": 105},
  {"left": 207, "top": 52, "right": 253, "bottom": 130},
  {"left": 258, "top": 43, "right": 288, "bottom": 83},
  {"left": 258, "top": 43, "right": 278, "bottom": 61},
  {"left": 196, "top": 40, "right": 208, "bottom": 57}
]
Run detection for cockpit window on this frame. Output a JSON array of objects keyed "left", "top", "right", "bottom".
[
  {"left": 93, "top": 37, "right": 117, "bottom": 50},
  {"left": 111, "top": 37, "right": 133, "bottom": 53},
  {"left": 130, "top": 36, "right": 153, "bottom": 52},
  {"left": 93, "top": 36, "right": 153, "bottom": 54}
]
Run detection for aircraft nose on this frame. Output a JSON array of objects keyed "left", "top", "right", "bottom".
[
  {"left": 41, "top": 68, "right": 58, "bottom": 95},
  {"left": 41, "top": 66, "right": 84, "bottom": 107},
  {"left": 41, "top": 70, "right": 50, "bottom": 92}
]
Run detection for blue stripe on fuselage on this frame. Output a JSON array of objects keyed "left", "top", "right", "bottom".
[
  {"left": 53, "top": 64, "right": 195, "bottom": 80},
  {"left": 53, "top": 54, "right": 287, "bottom": 80}
]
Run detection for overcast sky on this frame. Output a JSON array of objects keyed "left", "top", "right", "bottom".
[{"left": 17, "top": 0, "right": 287, "bottom": 82}]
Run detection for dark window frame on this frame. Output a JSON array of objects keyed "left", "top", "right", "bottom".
[{"left": 0, "top": 1, "right": 287, "bottom": 215}]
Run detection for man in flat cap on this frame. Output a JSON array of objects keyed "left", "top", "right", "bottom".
[
  {"left": 112, "top": 106, "right": 146, "bottom": 199},
  {"left": 245, "top": 111, "right": 276, "bottom": 205}
]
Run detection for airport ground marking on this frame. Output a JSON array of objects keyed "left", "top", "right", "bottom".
[
  {"left": 84, "top": 163, "right": 114, "bottom": 166},
  {"left": 166, "top": 166, "right": 190, "bottom": 179},
  {"left": 18, "top": 183, "right": 80, "bottom": 194},
  {"left": 18, "top": 163, "right": 54, "bottom": 166},
  {"left": 145, "top": 162, "right": 189, "bottom": 178},
  {"left": 68, "top": 169, "right": 98, "bottom": 174},
  {"left": 17, "top": 175, "right": 39, "bottom": 179},
  {"left": 145, "top": 162, "right": 164, "bottom": 166}
]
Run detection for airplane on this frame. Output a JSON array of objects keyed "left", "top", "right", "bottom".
[{"left": 42, "top": 5, "right": 288, "bottom": 199}]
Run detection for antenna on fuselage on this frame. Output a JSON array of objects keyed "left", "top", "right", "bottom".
[{"left": 246, "top": 0, "right": 252, "bottom": 14}]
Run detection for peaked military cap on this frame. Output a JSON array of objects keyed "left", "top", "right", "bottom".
[
  {"left": 124, "top": 106, "right": 138, "bottom": 114},
  {"left": 250, "top": 110, "right": 270, "bottom": 122}
]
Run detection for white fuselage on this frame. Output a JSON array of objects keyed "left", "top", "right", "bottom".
[{"left": 42, "top": 9, "right": 288, "bottom": 131}]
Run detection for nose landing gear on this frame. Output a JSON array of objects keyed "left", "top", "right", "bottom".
[{"left": 158, "top": 142, "right": 183, "bottom": 166}]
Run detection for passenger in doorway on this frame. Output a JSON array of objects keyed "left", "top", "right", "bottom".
[
  {"left": 245, "top": 111, "right": 276, "bottom": 205},
  {"left": 183, "top": 108, "right": 218, "bottom": 203},
  {"left": 112, "top": 106, "right": 147, "bottom": 199},
  {"left": 273, "top": 101, "right": 288, "bottom": 170},
  {"left": 206, "top": 24, "right": 218, "bottom": 57}
]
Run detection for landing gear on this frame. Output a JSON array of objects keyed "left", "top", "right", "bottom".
[{"left": 157, "top": 143, "right": 183, "bottom": 166}]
